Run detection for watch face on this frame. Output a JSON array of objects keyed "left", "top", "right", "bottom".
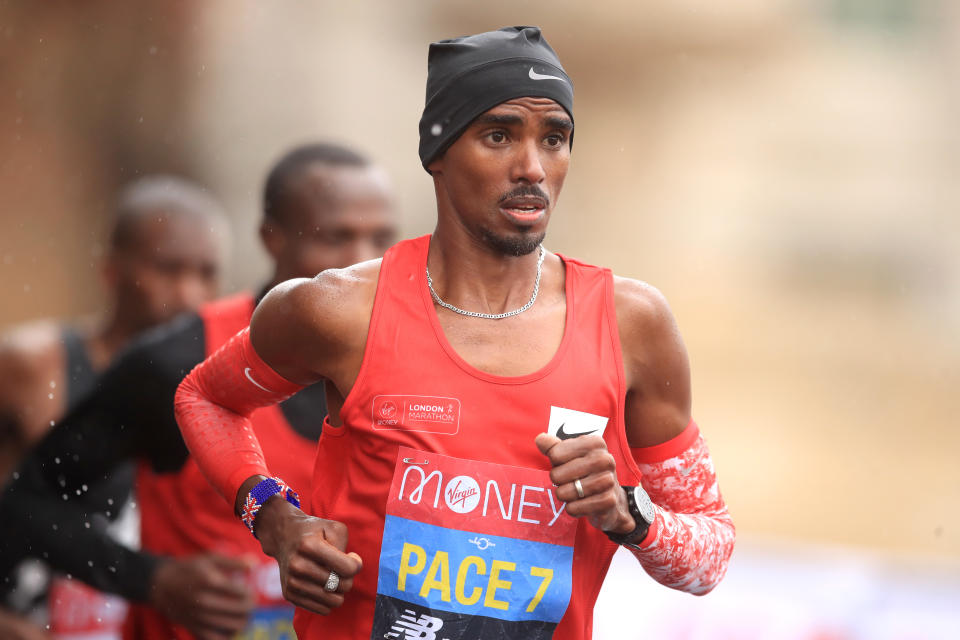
[{"left": 632, "top": 486, "right": 656, "bottom": 524}]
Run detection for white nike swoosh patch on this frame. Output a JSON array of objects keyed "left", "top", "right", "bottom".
[
  {"left": 244, "top": 367, "right": 272, "bottom": 393},
  {"left": 547, "top": 406, "right": 608, "bottom": 439},
  {"left": 528, "top": 67, "right": 566, "bottom": 83}
]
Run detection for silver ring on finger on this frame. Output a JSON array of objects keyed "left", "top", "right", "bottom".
[
  {"left": 574, "top": 478, "right": 585, "bottom": 499},
  {"left": 324, "top": 570, "right": 340, "bottom": 592}
]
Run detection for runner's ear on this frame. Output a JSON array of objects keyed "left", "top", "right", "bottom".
[{"left": 259, "top": 220, "right": 286, "bottom": 261}]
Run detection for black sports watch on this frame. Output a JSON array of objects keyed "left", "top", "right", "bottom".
[{"left": 605, "top": 485, "right": 656, "bottom": 550}]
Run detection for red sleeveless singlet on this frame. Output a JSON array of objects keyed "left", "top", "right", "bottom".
[
  {"left": 125, "top": 293, "right": 316, "bottom": 640},
  {"left": 296, "top": 236, "right": 641, "bottom": 640}
]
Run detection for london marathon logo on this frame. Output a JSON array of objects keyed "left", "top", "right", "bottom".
[{"left": 372, "top": 395, "right": 461, "bottom": 435}]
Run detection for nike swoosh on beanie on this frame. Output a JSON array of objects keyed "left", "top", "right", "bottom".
[{"left": 418, "top": 26, "right": 574, "bottom": 172}]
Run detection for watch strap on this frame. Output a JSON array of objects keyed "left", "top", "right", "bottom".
[{"left": 605, "top": 485, "right": 652, "bottom": 547}]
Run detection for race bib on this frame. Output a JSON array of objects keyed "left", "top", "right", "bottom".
[
  {"left": 49, "top": 577, "right": 128, "bottom": 639},
  {"left": 234, "top": 563, "right": 295, "bottom": 640},
  {"left": 235, "top": 607, "right": 296, "bottom": 640},
  {"left": 371, "top": 447, "right": 578, "bottom": 639}
]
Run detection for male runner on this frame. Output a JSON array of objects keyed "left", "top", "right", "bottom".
[
  {"left": 0, "top": 176, "right": 227, "bottom": 481},
  {"left": 0, "top": 175, "right": 227, "bottom": 640},
  {"left": 176, "top": 27, "right": 735, "bottom": 639},
  {"left": 1, "top": 143, "right": 398, "bottom": 640}
]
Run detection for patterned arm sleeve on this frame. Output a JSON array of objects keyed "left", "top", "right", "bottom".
[{"left": 627, "top": 421, "right": 735, "bottom": 595}]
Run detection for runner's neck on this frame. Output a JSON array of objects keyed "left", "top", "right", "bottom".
[{"left": 426, "top": 233, "right": 547, "bottom": 317}]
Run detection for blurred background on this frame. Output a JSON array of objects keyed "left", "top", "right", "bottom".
[{"left": 1, "top": 0, "right": 958, "bottom": 637}]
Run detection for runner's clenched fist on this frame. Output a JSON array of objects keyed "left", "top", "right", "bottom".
[{"left": 535, "top": 433, "right": 635, "bottom": 535}]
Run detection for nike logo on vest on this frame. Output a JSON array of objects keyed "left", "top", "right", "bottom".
[{"left": 556, "top": 423, "right": 598, "bottom": 440}]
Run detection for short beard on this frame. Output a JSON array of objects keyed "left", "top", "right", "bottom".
[{"left": 480, "top": 228, "right": 546, "bottom": 257}]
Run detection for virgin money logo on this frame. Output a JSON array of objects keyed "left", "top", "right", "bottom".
[
  {"left": 395, "top": 454, "right": 573, "bottom": 536},
  {"left": 443, "top": 475, "right": 480, "bottom": 514},
  {"left": 380, "top": 401, "right": 398, "bottom": 419}
]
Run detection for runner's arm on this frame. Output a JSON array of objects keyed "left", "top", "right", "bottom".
[
  {"left": 0, "top": 458, "right": 157, "bottom": 601},
  {"left": 0, "top": 314, "right": 203, "bottom": 601},
  {"left": 174, "top": 274, "right": 370, "bottom": 616},
  {"left": 174, "top": 273, "right": 361, "bottom": 509},
  {"left": 616, "top": 277, "right": 735, "bottom": 595},
  {"left": 625, "top": 421, "right": 735, "bottom": 595},
  {"left": 174, "top": 275, "right": 345, "bottom": 510},
  {"left": 173, "top": 325, "right": 304, "bottom": 505}
]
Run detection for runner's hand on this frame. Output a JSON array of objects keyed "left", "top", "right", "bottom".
[
  {"left": 255, "top": 497, "right": 363, "bottom": 615},
  {"left": 0, "top": 609, "right": 52, "bottom": 640},
  {"left": 535, "top": 433, "right": 635, "bottom": 535},
  {"left": 149, "top": 552, "right": 255, "bottom": 640}
]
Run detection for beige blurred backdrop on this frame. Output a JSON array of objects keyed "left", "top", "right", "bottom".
[{"left": 2, "top": 0, "right": 958, "bottom": 567}]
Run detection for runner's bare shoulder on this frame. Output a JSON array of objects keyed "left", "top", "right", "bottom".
[
  {"left": 250, "top": 259, "right": 383, "bottom": 383},
  {"left": 612, "top": 276, "right": 691, "bottom": 443},
  {"left": 0, "top": 320, "right": 63, "bottom": 395},
  {"left": 0, "top": 320, "right": 66, "bottom": 446},
  {"left": 611, "top": 275, "right": 689, "bottom": 389},
  {"left": 612, "top": 276, "right": 680, "bottom": 354}
]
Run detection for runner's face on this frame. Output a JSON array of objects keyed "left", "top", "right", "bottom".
[
  {"left": 266, "top": 164, "right": 398, "bottom": 277},
  {"left": 429, "top": 97, "right": 572, "bottom": 256},
  {"left": 110, "top": 212, "right": 223, "bottom": 329}
]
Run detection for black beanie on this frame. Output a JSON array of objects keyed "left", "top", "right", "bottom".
[{"left": 418, "top": 26, "right": 574, "bottom": 172}]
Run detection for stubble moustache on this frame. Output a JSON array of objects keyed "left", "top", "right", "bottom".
[{"left": 483, "top": 185, "right": 550, "bottom": 256}]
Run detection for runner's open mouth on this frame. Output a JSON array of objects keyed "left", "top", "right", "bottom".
[{"left": 500, "top": 196, "right": 547, "bottom": 211}]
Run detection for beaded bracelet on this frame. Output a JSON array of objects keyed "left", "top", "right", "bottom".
[{"left": 241, "top": 476, "right": 301, "bottom": 537}]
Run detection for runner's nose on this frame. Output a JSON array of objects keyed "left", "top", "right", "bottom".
[
  {"left": 511, "top": 139, "right": 546, "bottom": 185},
  {"left": 172, "top": 272, "right": 211, "bottom": 314}
]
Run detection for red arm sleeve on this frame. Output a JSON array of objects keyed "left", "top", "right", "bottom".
[
  {"left": 174, "top": 327, "right": 305, "bottom": 504},
  {"left": 627, "top": 421, "right": 735, "bottom": 595}
]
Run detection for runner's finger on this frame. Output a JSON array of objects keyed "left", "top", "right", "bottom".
[
  {"left": 563, "top": 491, "right": 622, "bottom": 520},
  {"left": 205, "top": 552, "right": 256, "bottom": 572},
  {"left": 285, "top": 554, "right": 355, "bottom": 600},
  {"left": 541, "top": 434, "right": 608, "bottom": 467},
  {"left": 535, "top": 432, "right": 561, "bottom": 456},
  {"left": 554, "top": 472, "right": 617, "bottom": 503},
  {"left": 194, "top": 589, "right": 255, "bottom": 619},
  {"left": 548, "top": 449, "right": 615, "bottom": 487},
  {"left": 199, "top": 557, "right": 254, "bottom": 598},
  {"left": 286, "top": 561, "right": 353, "bottom": 595},
  {"left": 201, "top": 574, "right": 254, "bottom": 599},
  {"left": 285, "top": 591, "right": 333, "bottom": 616},
  {"left": 321, "top": 570, "right": 355, "bottom": 594},
  {"left": 287, "top": 573, "right": 347, "bottom": 606},
  {"left": 299, "top": 538, "right": 363, "bottom": 577}
]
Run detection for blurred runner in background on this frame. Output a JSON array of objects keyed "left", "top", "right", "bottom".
[
  {"left": 1, "top": 143, "right": 398, "bottom": 640},
  {"left": 0, "top": 175, "right": 228, "bottom": 640}
]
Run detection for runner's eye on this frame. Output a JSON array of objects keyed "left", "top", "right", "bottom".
[
  {"left": 544, "top": 134, "right": 565, "bottom": 148},
  {"left": 488, "top": 131, "right": 507, "bottom": 144}
]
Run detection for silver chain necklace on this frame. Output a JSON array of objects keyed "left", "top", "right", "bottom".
[{"left": 426, "top": 245, "right": 546, "bottom": 319}]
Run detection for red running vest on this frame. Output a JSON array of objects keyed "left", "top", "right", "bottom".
[
  {"left": 295, "top": 236, "right": 641, "bottom": 640},
  {"left": 126, "top": 294, "right": 316, "bottom": 640}
]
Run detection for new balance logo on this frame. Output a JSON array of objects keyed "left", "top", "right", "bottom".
[{"left": 384, "top": 609, "right": 448, "bottom": 640}]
